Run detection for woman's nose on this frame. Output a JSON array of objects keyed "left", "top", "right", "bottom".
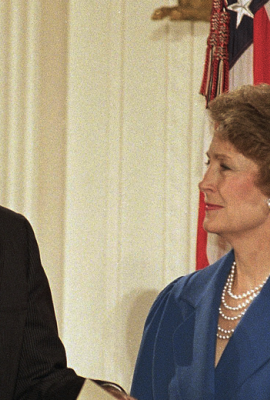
[
  {"left": 198, "top": 167, "right": 216, "bottom": 193},
  {"left": 198, "top": 176, "right": 206, "bottom": 193}
]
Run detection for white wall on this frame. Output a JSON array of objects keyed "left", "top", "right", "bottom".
[{"left": 0, "top": 0, "right": 209, "bottom": 392}]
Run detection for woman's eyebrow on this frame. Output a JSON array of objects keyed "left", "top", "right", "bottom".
[{"left": 206, "top": 151, "right": 233, "bottom": 160}]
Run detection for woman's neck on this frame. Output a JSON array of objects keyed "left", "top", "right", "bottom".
[
  {"left": 224, "top": 227, "right": 270, "bottom": 288},
  {"left": 232, "top": 248, "right": 270, "bottom": 291}
]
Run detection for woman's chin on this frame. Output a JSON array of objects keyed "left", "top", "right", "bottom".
[{"left": 203, "top": 222, "right": 219, "bottom": 235}]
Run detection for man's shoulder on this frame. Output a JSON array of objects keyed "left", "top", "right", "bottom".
[
  {"left": 0, "top": 205, "right": 25, "bottom": 220},
  {"left": 0, "top": 205, "right": 28, "bottom": 237},
  {"left": 169, "top": 252, "right": 233, "bottom": 306}
]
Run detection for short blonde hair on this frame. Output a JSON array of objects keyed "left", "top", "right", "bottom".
[{"left": 208, "top": 84, "right": 270, "bottom": 195}]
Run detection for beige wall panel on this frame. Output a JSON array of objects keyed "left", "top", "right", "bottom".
[
  {"left": 64, "top": 0, "right": 114, "bottom": 379},
  {"left": 165, "top": 21, "right": 193, "bottom": 283},
  {"left": 189, "top": 22, "right": 211, "bottom": 272},
  {"left": 35, "top": 0, "right": 68, "bottom": 327},
  {"left": 115, "top": 4, "right": 169, "bottom": 387}
]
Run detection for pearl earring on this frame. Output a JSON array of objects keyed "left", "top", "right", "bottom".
[{"left": 267, "top": 199, "right": 270, "bottom": 209}]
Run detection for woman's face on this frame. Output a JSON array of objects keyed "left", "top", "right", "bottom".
[{"left": 199, "top": 134, "right": 270, "bottom": 242}]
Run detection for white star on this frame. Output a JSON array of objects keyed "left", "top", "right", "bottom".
[{"left": 227, "top": 0, "right": 254, "bottom": 28}]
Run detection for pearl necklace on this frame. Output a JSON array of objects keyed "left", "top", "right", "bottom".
[
  {"left": 227, "top": 262, "right": 269, "bottom": 299},
  {"left": 217, "top": 261, "right": 270, "bottom": 340}
]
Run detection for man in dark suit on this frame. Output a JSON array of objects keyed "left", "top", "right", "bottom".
[
  {"left": 0, "top": 205, "right": 85, "bottom": 399},
  {"left": 0, "top": 205, "right": 130, "bottom": 400}
]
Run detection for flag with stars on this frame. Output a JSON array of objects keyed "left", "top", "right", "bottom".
[{"left": 197, "top": 0, "right": 270, "bottom": 270}]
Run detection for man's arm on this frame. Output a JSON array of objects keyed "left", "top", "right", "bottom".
[{"left": 14, "top": 218, "right": 85, "bottom": 399}]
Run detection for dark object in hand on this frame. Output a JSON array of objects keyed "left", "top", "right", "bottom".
[{"left": 93, "top": 380, "right": 137, "bottom": 400}]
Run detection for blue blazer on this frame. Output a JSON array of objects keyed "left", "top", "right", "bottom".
[{"left": 131, "top": 250, "right": 270, "bottom": 400}]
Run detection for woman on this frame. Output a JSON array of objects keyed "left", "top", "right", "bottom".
[{"left": 130, "top": 84, "right": 270, "bottom": 400}]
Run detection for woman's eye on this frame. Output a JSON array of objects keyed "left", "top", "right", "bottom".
[{"left": 220, "top": 163, "right": 230, "bottom": 171}]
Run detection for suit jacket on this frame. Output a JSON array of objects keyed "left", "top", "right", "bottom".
[
  {"left": 0, "top": 206, "right": 85, "bottom": 399},
  {"left": 131, "top": 250, "right": 270, "bottom": 400}
]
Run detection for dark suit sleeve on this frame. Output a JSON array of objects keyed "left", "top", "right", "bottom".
[{"left": 13, "top": 218, "right": 85, "bottom": 400}]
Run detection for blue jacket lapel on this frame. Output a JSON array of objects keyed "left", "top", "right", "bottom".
[
  {"left": 215, "top": 275, "right": 270, "bottom": 399},
  {"left": 152, "top": 251, "right": 233, "bottom": 400},
  {"left": 172, "top": 253, "right": 232, "bottom": 400}
]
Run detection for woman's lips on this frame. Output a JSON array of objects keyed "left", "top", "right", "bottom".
[{"left": 205, "top": 203, "right": 224, "bottom": 211}]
